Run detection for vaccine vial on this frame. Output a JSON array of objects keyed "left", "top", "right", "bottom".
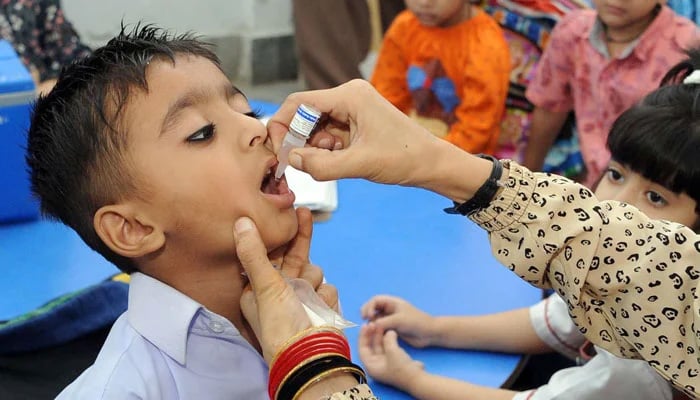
[{"left": 274, "top": 104, "right": 322, "bottom": 180}]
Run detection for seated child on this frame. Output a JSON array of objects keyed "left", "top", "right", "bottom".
[
  {"left": 357, "top": 50, "right": 700, "bottom": 400},
  {"left": 370, "top": 0, "right": 510, "bottom": 155},
  {"left": 26, "top": 25, "right": 325, "bottom": 399},
  {"left": 522, "top": 0, "right": 698, "bottom": 187}
]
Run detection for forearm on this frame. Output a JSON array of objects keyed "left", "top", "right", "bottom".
[
  {"left": 414, "top": 138, "right": 492, "bottom": 203},
  {"left": 406, "top": 371, "right": 517, "bottom": 400},
  {"left": 433, "top": 309, "right": 550, "bottom": 354},
  {"left": 521, "top": 108, "right": 569, "bottom": 171}
]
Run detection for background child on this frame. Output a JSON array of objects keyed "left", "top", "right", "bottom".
[
  {"left": 522, "top": 0, "right": 698, "bottom": 187},
  {"left": 356, "top": 54, "right": 700, "bottom": 399},
  {"left": 370, "top": 0, "right": 510, "bottom": 154},
  {"left": 27, "top": 25, "right": 334, "bottom": 399}
]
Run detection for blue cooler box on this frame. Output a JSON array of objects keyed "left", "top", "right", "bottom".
[{"left": 0, "top": 40, "right": 37, "bottom": 223}]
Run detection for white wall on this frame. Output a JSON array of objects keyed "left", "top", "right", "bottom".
[{"left": 63, "top": 0, "right": 293, "bottom": 47}]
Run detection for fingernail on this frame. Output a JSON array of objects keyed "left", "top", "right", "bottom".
[
  {"left": 234, "top": 217, "right": 254, "bottom": 234},
  {"left": 318, "top": 138, "right": 332, "bottom": 149},
  {"left": 289, "top": 151, "right": 302, "bottom": 169},
  {"left": 333, "top": 141, "right": 343, "bottom": 150}
]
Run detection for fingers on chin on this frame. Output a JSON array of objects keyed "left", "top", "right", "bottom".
[
  {"left": 301, "top": 264, "right": 324, "bottom": 289},
  {"left": 316, "top": 284, "right": 339, "bottom": 311}
]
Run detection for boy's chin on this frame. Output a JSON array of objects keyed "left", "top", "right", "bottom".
[
  {"left": 264, "top": 225, "right": 299, "bottom": 254},
  {"left": 266, "top": 237, "right": 297, "bottom": 261}
]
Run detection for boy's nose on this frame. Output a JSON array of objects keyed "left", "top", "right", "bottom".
[{"left": 244, "top": 119, "right": 268, "bottom": 148}]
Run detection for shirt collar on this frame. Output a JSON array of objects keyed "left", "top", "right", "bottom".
[
  {"left": 585, "top": 5, "right": 675, "bottom": 62},
  {"left": 128, "top": 272, "right": 202, "bottom": 365}
]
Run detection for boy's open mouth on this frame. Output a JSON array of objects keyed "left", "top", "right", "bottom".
[
  {"left": 260, "top": 163, "right": 292, "bottom": 195},
  {"left": 260, "top": 160, "right": 295, "bottom": 209}
]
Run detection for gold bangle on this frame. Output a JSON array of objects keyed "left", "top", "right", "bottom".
[
  {"left": 274, "top": 352, "right": 348, "bottom": 400},
  {"left": 269, "top": 326, "right": 345, "bottom": 369},
  {"left": 291, "top": 366, "right": 366, "bottom": 400}
]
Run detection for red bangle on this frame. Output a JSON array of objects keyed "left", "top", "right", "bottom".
[
  {"left": 272, "top": 331, "right": 350, "bottom": 377},
  {"left": 269, "top": 332, "right": 349, "bottom": 399},
  {"left": 271, "top": 336, "right": 349, "bottom": 389},
  {"left": 268, "top": 329, "right": 350, "bottom": 399}
]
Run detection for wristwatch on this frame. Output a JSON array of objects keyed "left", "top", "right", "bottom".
[{"left": 443, "top": 154, "right": 503, "bottom": 216}]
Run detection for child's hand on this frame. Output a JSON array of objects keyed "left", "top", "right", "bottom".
[
  {"left": 361, "top": 295, "right": 438, "bottom": 348},
  {"left": 358, "top": 322, "right": 425, "bottom": 390}
]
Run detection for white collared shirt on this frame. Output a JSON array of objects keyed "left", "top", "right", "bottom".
[
  {"left": 57, "top": 272, "right": 269, "bottom": 400},
  {"left": 511, "top": 294, "right": 671, "bottom": 400}
]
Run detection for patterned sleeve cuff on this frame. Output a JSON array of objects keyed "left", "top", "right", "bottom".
[
  {"left": 468, "top": 161, "right": 537, "bottom": 231},
  {"left": 326, "top": 384, "right": 377, "bottom": 400}
]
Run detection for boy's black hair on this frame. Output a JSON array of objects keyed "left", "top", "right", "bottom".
[
  {"left": 607, "top": 48, "right": 700, "bottom": 215},
  {"left": 26, "top": 24, "right": 220, "bottom": 273}
]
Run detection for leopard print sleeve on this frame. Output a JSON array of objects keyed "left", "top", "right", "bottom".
[
  {"left": 324, "top": 384, "right": 377, "bottom": 400},
  {"left": 469, "top": 161, "right": 700, "bottom": 397}
]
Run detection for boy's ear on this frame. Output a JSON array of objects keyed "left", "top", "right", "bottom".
[{"left": 94, "top": 204, "right": 165, "bottom": 258}]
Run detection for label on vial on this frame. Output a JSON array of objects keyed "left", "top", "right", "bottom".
[{"left": 290, "top": 105, "right": 321, "bottom": 137}]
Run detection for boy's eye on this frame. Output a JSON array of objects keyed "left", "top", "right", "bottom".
[
  {"left": 606, "top": 167, "right": 624, "bottom": 183},
  {"left": 646, "top": 191, "right": 668, "bottom": 207},
  {"left": 244, "top": 109, "right": 263, "bottom": 119},
  {"left": 187, "top": 123, "right": 216, "bottom": 142}
]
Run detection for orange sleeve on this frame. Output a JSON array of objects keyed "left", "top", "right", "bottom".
[
  {"left": 444, "top": 20, "right": 510, "bottom": 154},
  {"left": 370, "top": 19, "right": 412, "bottom": 113}
]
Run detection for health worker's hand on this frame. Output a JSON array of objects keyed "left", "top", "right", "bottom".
[
  {"left": 235, "top": 215, "right": 314, "bottom": 363},
  {"left": 267, "top": 79, "right": 453, "bottom": 188},
  {"left": 266, "top": 207, "right": 338, "bottom": 311}
]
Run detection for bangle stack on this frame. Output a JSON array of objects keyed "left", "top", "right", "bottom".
[{"left": 268, "top": 327, "right": 366, "bottom": 400}]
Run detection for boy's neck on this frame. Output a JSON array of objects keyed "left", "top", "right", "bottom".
[
  {"left": 439, "top": 4, "right": 473, "bottom": 27},
  {"left": 603, "top": 8, "right": 658, "bottom": 45},
  {"left": 143, "top": 258, "right": 260, "bottom": 352}
]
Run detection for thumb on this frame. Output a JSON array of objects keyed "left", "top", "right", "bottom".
[
  {"left": 233, "top": 217, "right": 284, "bottom": 296},
  {"left": 289, "top": 147, "right": 352, "bottom": 181},
  {"left": 383, "top": 330, "right": 403, "bottom": 352}
]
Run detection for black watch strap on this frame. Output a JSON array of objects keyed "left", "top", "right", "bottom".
[{"left": 444, "top": 154, "right": 503, "bottom": 216}]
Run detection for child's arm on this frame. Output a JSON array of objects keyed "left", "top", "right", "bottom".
[
  {"left": 522, "top": 13, "right": 579, "bottom": 171},
  {"left": 370, "top": 17, "right": 412, "bottom": 113},
  {"left": 432, "top": 308, "right": 550, "bottom": 354},
  {"left": 444, "top": 21, "right": 510, "bottom": 153},
  {"left": 361, "top": 295, "right": 550, "bottom": 354},
  {"left": 521, "top": 108, "right": 570, "bottom": 172},
  {"left": 359, "top": 323, "right": 519, "bottom": 400}
]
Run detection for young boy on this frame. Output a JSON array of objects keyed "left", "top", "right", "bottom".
[
  {"left": 27, "top": 26, "right": 327, "bottom": 399},
  {"left": 522, "top": 0, "right": 698, "bottom": 187},
  {"left": 357, "top": 72, "right": 700, "bottom": 399},
  {"left": 370, "top": 0, "right": 510, "bottom": 154}
]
